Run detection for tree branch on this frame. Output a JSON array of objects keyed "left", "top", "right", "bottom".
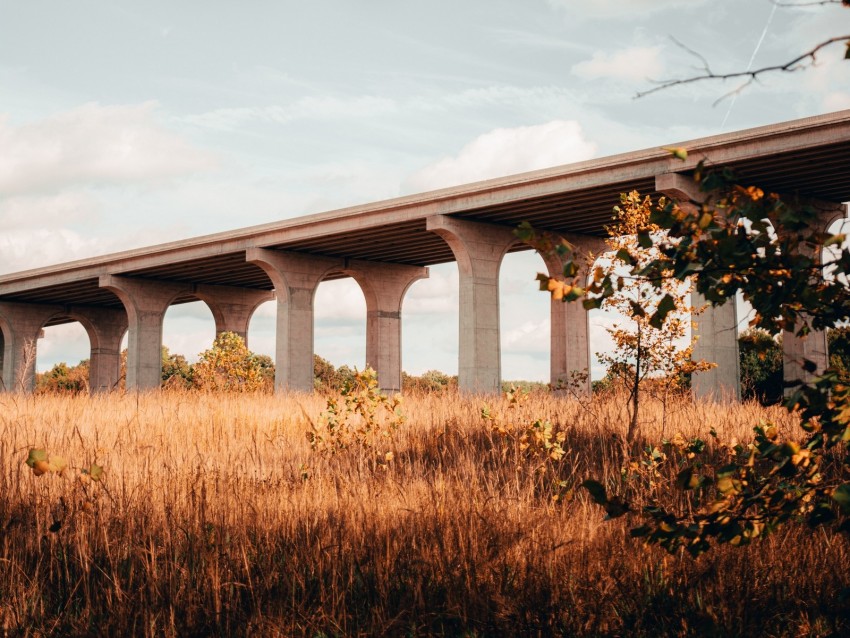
[{"left": 636, "top": 35, "right": 850, "bottom": 99}]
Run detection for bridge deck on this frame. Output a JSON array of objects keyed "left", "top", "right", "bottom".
[{"left": 2, "top": 110, "right": 849, "bottom": 322}]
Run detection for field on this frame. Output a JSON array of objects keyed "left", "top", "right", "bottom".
[{"left": 1, "top": 389, "right": 848, "bottom": 637}]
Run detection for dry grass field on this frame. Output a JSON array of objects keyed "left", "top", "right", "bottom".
[{"left": 1, "top": 388, "right": 848, "bottom": 637}]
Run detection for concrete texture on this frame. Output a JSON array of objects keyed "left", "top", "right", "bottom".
[
  {"left": 71, "top": 306, "right": 128, "bottom": 393},
  {"left": 100, "top": 275, "right": 274, "bottom": 392},
  {"left": 193, "top": 284, "right": 274, "bottom": 345},
  {"left": 344, "top": 260, "right": 429, "bottom": 393},
  {"left": 99, "top": 275, "right": 195, "bottom": 391},
  {"left": 782, "top": 200, "right": 848, "bottom": 393},
  {"left": 246, "top": 248, "right": 343, "bottom": 393},
  {"left": 691, "top": 294, "right": 741, "bottom": 401},
  {"left": 0, "top": 302, "right": 62, "bottom": 392},
  {"left": 541, "top": 233, "right": 607, "bottom": 395},
  {"left": 427, "top": 215, "right": 517, "bottom": 394},
  {"left": 657, "top": 172, "right": 741, "bottom": 401}
]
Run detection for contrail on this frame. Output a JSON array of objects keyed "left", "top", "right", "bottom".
[{"left": 721, "top": 3, "right": 778, "bottom": 130}]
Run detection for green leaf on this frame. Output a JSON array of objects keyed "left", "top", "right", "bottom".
[
  {"left": 649, "top": 294, "right": 677, "bottom": 329},
  {"left": 833, "top": 483, "right": 850, "bottom": 514},
  {"left": 615, "top": 248, "right": 634, "bottom": 265},
  {"left": 26, "top": 449, "right": 48, "bottom": 468},
  {"left": 581, "top": 479, "right": 608, "bottom": 506}
]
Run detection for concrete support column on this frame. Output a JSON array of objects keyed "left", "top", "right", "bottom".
[
  {"left": 246, "top": 248, "right": 342, "bottom": 392},
  {"left": 344, "top": 260, "right": 429, "bottom": 393},
  {"left": 426, "top": 215, "right": 516, "bottom": 393},
  {"left": 194, "top": 284, "right": 274, "bottom": 345},
  {"left": 99, "top": 275, "right": 194, "bottom": 391},
  {"left": 781, "top": 200, "right": 847, "bottom": 392},
  {"left": 71, "top": 306, "right": 128, "bottom": 393},
  {"left": 657, "top": 172, "right": 741, "bottom": 401},
  {"left": 691, "top": 293, "right": 741, "bottom": 401},
  {"left": 0, "top": 302, "right": 61, "bottom": 392},
  {"left": 541, "top": 234, "right": 606, "bottom": 395}
]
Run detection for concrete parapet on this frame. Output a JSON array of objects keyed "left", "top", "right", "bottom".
[
  {"left": 246, "top": 248, "right": 343, "bottom": 393},
  {"left": 344, "top": 259, "right": 428, "bottom": 393},
  {"left": 426, "top": 215, "right": 516, "bottom": 394}
]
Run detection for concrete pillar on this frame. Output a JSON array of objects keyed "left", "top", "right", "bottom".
[
  {"left": 194, "top": 284, "right": 274, "bottom": 345},
  {"left": 99, "top": 275, "right": 194, "bottom": 391},
  {"left": 657, "top": 172, "right": 741, "bottom": 401},
  {"left": 540, "top": 234, "right": 606, "bottom": 395},
  {"left": 344, "top": 260, "right": 429, "bottom": 393},
  {"left": 71, "top": 306, "right": 128, "bottom": 393},
  {"left": 691, "top": 294, "right": 741, "bottom": 401},
  {"left": 426, "top": 215, "right": 516, "bottom": 393},
  {"left": 0, "top": 302, "right": 61, "bottom": 392},
  {"left": 245, "top": 248, "right": 342, "bottom": 393},
  {"left": 781, "top": 200, "right": 847, "bottom": 393}
]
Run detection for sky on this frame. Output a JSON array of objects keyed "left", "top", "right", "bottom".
[{"left": 2, "top": 0, "right": 848, "bottom": 380}]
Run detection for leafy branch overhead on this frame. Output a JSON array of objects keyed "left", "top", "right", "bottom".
[{"left": 519, "top": 151, "right": 850, "bottom": 555}]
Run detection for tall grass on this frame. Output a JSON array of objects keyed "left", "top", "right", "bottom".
[{"left": 0, "top": 390, "right": 847, "bottom": 637}]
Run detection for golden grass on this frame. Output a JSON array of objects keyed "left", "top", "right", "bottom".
[{"left": 0, "top": 390, "right": 847, "bottom": 637}]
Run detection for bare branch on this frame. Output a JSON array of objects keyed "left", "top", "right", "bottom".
[{"left": 636, "top": 35, "right": 850, "bottom": 99}]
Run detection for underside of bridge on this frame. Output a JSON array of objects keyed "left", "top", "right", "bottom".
[{"left": 0, "top": 110, "right": 848, "bottom": 395}]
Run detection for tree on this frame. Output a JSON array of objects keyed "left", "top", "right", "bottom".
[
  {"left": 534, "top": 160, "right": 850, "bottom": 554},
  {"left": 828, "top": 326, "right": 850, "bottom": 383},
  {"left": 738, "top": 329, "right": 784, "bottom": 404},
  {"left": 595, "top": 191, "right": 713, "bottom": 442},
  {"left": 36, "top": 360, "right": 89, "bottom": 394},
  {"left": 161, "top": 346, "right": 192, "bottom": 388},
  {"left": 192, "top": 332, "right": 268, "bottom": 392},
  {"left": 637, "top": 1, "right": 850, "bottom": 100}
]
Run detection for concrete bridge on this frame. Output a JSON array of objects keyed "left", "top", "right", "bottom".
[{"left": 1, "top": 111, "right": 849, "bottom": 396}]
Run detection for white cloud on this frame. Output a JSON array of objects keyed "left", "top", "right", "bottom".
[
  {"left": 405, "top": 120, "right": 597, "bottom": 192},
  {"left": 0, "top": 228, "right": 105, "bottom": 273},
  {"left": 572, "top": 46, "right": 664, "bottom": 82},
  {"left": 0, "top": 102, "right": 217, "bottom": 196},
  {"left": 315, "top": 279, "right": 367, "bottom": 321},
  {"left": 403, "top": 266, "right": 459, "bottom": 315},
  {"left": 0, "top": 191, "right": 101, "bottom": 229},
  {"left": 182, "top": 95, "right": 398, "bottom": 131},
  {"left": 547, "top": 0, "right": 706, "bottom": 18}
]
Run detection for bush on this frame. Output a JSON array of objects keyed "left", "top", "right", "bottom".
[
  {"left": 738, "top": 329, "right": 783, "bottom": 404},
  {"left": 192, "top": 332, "right": 268, "bottom": 392}
]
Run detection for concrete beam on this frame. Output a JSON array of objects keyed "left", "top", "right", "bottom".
[
  {"left": 246, "top": 248, "right": 343, "bottom": 393},
  {"left": 344, "top": 260, "right": 428, "bottom": 394},
  {"left": 426, "top": 215, "right": 516, "bottom": 394}
]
